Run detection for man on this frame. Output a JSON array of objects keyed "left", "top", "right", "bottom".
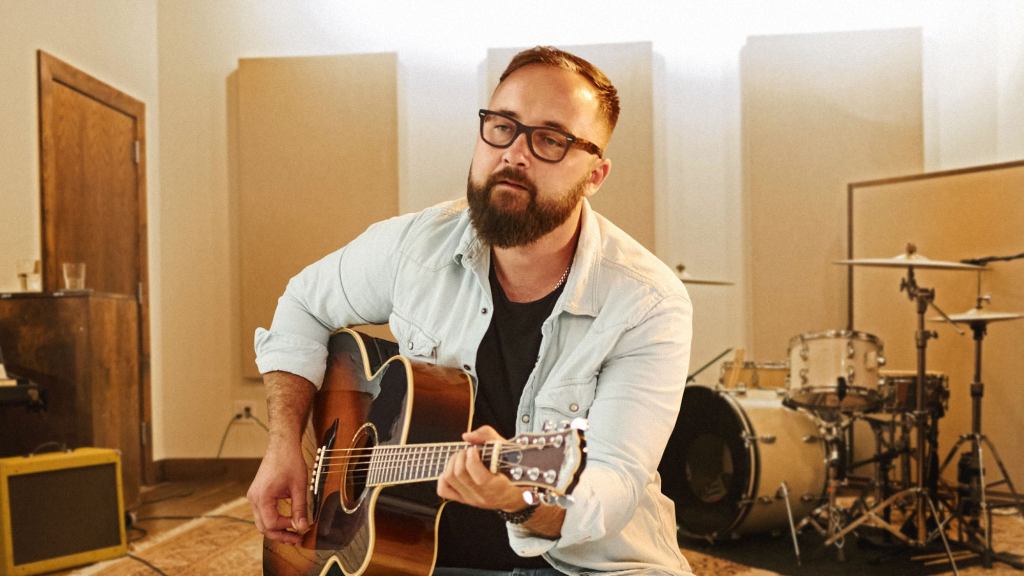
[{"left": 248, "top": 46, "right": 694, "bottom": 575}]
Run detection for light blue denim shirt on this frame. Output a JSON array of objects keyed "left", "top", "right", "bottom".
[{"left": 255, "top": 198, "right": 694, "bottom": 576}]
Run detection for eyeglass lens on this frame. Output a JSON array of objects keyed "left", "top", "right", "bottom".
[{"left": 480, "top": 112, "right": 571, "bottom": 162}]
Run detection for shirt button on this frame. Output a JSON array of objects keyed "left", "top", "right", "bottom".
[
  {"left": 521, "top": 414, "right": 531, "bottom": 424},
  {"left": 481, "top": 307, "right": 489, "bottom": 314},
  {"left": 569, "top": 403, "right": 579, "bottom": 413},
  {"left": 407, "top": 340, "right": 414, "bottom": 349},
  {"left": 463, "top": 364, "right": 472, "bottom": 371}
]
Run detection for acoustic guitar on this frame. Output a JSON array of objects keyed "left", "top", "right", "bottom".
[{"left": 263, "top": 328, "right": 587, "bottom": 576}]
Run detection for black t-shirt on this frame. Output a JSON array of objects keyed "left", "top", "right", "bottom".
[{"left": 435, "top": 262, "right": 565, "bottom": 570}]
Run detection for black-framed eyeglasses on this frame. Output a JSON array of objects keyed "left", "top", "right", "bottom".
[{"left": 478, "top": 109, "right": 604, "bottom": 163}]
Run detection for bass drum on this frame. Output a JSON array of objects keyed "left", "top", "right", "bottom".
[{"left": 660, "top": 386, "right": 826, "bottom": 541}]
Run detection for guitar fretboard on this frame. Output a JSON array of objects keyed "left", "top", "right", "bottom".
[{"left": 365, "top": 442, "right": 496, "bottom": 486}]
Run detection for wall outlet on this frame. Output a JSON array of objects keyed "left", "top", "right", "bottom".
[{"left": 233, "top": 400, "right": 256, "bottom": 422}]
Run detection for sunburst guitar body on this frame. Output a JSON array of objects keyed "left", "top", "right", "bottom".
[{"left": 263, "top": 328, "right": 587, "bottom": 576}]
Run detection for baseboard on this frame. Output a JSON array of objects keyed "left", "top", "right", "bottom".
[{"left": 157, "top": 458, "right": 261, "bottom": 482}]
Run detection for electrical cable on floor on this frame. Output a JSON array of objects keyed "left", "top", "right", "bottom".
[
  {"left": 134, "top": 514, "right": 253, "bottom": 525},
  {"left": 132, "top": 488, "right": 197, "bottom": 511},
  {"left": 127, "top": 525, "right": 149, "bottom": 543},
  {"left": 127, "top": 553, "right": 168, "bottom": 575},
  {"left": 28, "top": 440, "right": 67, "bottom": 455}
]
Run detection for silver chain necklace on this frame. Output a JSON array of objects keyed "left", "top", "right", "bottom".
[{"left": 554, "top": 261, "right": 572, "bottom": 290}]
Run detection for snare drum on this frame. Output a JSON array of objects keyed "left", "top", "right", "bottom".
[
  {"left": 660, "top": 386, "right": 826, "bottom": 541},
  {"left": 879, "top": 370, "right": 950, "bottom": 414},
  {"left": 718, "top": 361, "right": 789, "bottom": 390},
  {"left": 787, "top": 330, "right": 885, "bottom": 412}
]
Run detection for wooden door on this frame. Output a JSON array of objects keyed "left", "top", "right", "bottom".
[{"left": 37, "top": 51, "right": 154, "bottom": 483}]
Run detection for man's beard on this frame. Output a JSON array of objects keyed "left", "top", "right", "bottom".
[{"left": 467, "top": 166, "right": 586, "bottom": 248}]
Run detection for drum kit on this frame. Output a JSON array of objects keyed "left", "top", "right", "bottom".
[{"left": 663, "top": 245, "right": 1024, "bottom": 572}]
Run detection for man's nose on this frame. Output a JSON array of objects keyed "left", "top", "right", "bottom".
[{"left": 501, "top": 131, "right": 531, "bottom": 166}]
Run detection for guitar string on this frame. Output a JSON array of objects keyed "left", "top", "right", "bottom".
[
  {"left": 319, "top": 440, "right": 561, "bottom": 455},
  {"left": 314, "top": 458, "right": 531, "bottom": 475},
  {"left": 317, "top": 445, "right": 550, "bottom": 461},
  {"left": 315, "top": 451, "right": 537, "bottom": 469},
  {"left": 318, "top": 440, "right": 554, "bottom": 455}
]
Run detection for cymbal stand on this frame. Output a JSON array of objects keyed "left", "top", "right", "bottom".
[
  {"left": 823, "top": 268, "right": 960, "bottom": 572},
  {"left": 899, "top": 266, "right": 961, "bottom": 544},
  {"left": 937, "top": 312, "right": 1024, "bottom": 569}
]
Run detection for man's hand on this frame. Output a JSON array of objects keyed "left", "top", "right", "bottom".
[
  {"left": 247, "top": 371, "right": 316, "bottom": 545},
  {"left": 248, "top": 440, "right": 309, "bottom": 544},
  {"left": 437, "top": 426, "right": 526, "bottom": 513},
  {"left": 437, "top": 425, "right": 566, "bottom": 538}
]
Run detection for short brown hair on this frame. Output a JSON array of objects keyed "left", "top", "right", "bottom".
[{"left": 499, "top": 46, "right": 620, "bottom": 137}]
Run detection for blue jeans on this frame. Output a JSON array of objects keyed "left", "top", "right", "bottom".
[{"left": 433, "top": 568, "right": 564, "bottom": 576}]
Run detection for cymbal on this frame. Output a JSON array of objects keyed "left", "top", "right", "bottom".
[
  {"left": 930, "top": 307, "right": 1024, "bottom": 324},
  {"left": 674, "top": 264, "right": 734, "bottom": 286},
  {"left": 835, "top": 245, "right": 983, "bottom": 271},
  {"left": 678, "top": 273, "right": 735, "bottom": 286}
]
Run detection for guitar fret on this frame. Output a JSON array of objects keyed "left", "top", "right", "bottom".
[{"left": 368, "top": 447, "right": 378, "bottom": 486}]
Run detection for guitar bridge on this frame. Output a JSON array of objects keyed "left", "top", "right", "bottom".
[{"left": 309, "top": 420, "right": 339, "bottom": 522}]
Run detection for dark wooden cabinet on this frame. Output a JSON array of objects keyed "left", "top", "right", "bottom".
[{"left": 0, "top": 291, "right": 141, "bottom": 508}]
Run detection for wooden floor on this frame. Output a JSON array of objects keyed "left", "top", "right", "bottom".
[{"left": 127, "top": 479, "right": 251, "bottom": 545}]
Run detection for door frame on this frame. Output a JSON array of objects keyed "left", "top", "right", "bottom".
[{"left": 37, "top": 51, "right": 156, "bottom": 484}]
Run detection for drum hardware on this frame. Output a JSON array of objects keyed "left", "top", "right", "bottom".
[
  {"left": 792, "top": 418, "right": 860, "bottom": 562},
  {"left": 931, "top": 285, "right": 1024, "bottom": 570},
  {"left": 686, "top": 347, "right": 733, "bottom": 384},
  {"left": 833, "top": 243, "right": 982, "bottom": 570},
  {"left": 779, "top": 481, "right": 802, "bottom": 566},
  {"left": 742, "top": 432, "right": 776, "bottom": 446}
]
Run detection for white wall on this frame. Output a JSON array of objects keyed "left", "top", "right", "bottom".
[
  {"left": 3, "top": 1, "right": 1022, "bottom": 459},
  {"left": 0, "top": 0, "right": 160, "bottom": 292}
]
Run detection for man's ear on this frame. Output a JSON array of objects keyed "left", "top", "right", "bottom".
[{"left": 584, "top": 158, "right": 612, "bottom": 198}]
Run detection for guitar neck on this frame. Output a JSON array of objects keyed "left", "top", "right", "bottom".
[{"left": 331, "top": 441, "right": 496, "bottom": 487}]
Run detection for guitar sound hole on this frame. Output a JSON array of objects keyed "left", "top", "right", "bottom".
[{"left": 341, "top": 423, "right": 377, "bottom": 513}]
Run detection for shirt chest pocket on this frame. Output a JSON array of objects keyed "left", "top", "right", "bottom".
[
  {"left": 533, "top": 378, "right": 596, "bottom": 430},
  {"left": 390, "top": 312, "right": 439, "bottom": 363}
]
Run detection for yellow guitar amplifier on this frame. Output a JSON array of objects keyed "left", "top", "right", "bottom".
[{"left": 0, "top": 448, "right": 127, "bottom": 575}]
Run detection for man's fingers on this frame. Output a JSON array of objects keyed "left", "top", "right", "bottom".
[
  {"left": 250, "top": 500, "right": 265, "bottom": 533},
  {"left": 465, "top": 445, "right": 493, "bottom": 484},
  {"left": 256, "top": 497, "right": 287, "bottom": 536},
  {"left": 290, "top": 482, "right": 309, "bottom": 532},
  {"left": 264, "top": 527, "right": 304, "bottom": 545},
  {"left": 463, "top": 425, "right": 501, "bottom": 444}
]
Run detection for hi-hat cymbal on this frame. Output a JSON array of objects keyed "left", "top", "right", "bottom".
[
  {"left": 674, "top": 264, "right": 734, "bottom": 286},
  {"left": 930, "top": 307, "right": 1024, "bottom": 324},
  {"left": 835, "top": 243, "right": 983, "bottom": 271}
]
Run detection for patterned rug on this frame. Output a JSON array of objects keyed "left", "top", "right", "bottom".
[
  {"left": 74, "top": 497, "right": 261, "bottom": 575},
  {"left": 70, "top": 495, "right": 1022, "bottom": 575}
]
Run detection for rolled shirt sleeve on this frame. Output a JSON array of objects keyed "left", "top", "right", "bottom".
[{"left": 253, "top": 213, "right": 418, "bottom": 387}]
